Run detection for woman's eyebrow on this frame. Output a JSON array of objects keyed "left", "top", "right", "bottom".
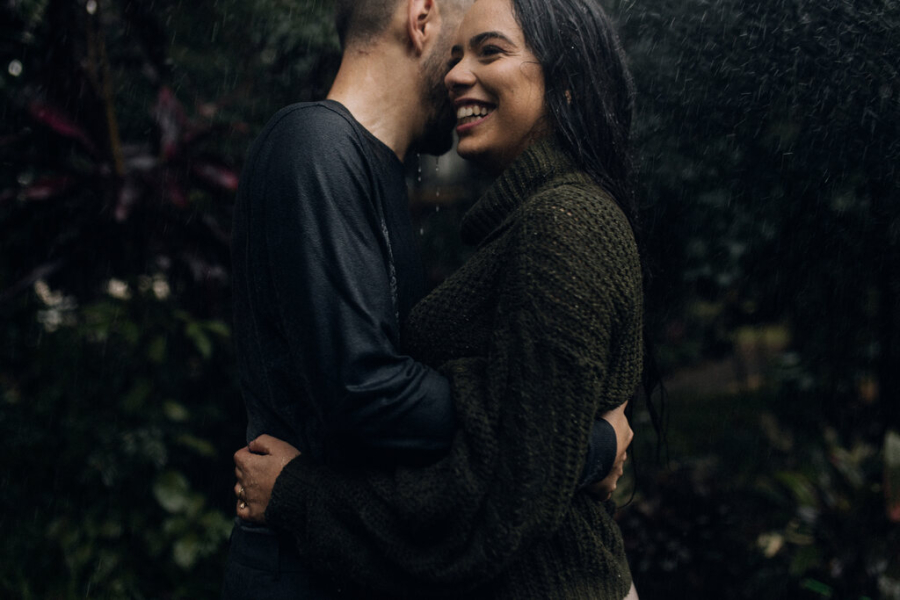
[
  {"left": 470, "top": 31, "right": 516, "bottom": 47},
  {"left": 451, "top": 30, "right": 516, "bottom": 55}
]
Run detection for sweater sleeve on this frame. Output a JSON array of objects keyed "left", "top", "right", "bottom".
[{"left": 266, "top": 187, "right": 642, "bottom": 595}]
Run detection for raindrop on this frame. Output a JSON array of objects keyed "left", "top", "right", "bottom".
[
  {"left": 7, "top": 60, "right": 22, "bottom": 77},
  {"left": 434, "top": 157, "right": 440, "bottom": 199},
  {"left": 86, "top": 0, "right": 98, "bottom": 15}
]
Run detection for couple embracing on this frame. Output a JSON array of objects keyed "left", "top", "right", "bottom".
[{"left": 224, "top": 0, "right": 655, "bottom": 598}]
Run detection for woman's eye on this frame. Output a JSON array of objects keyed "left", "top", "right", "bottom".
[{"left": 480, "top": 45, "right": 503, "bottom": 57}]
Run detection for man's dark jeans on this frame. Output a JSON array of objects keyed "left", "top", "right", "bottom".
[{"left": 221, "top": 519, "right": 341, "bottom": 599}]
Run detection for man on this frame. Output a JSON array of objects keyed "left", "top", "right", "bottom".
[{"left": 224, "top": 0, "right": 628, "bottom": 597}]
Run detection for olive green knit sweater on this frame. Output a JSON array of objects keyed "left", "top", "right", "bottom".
[{"left": 266, "top": 139, "right": 643, "bottom": 599}]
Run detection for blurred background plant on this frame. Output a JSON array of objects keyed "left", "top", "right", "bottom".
[{"left": 0, "top": 0, "right": 897, "bottom": 598}]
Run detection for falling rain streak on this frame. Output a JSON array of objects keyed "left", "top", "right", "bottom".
[{"left": 0, "top": 0, "right": 897, "bottom": 597}]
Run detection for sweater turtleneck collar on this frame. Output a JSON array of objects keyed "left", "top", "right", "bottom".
[{"left": 460, "top": 137, "right": 584, "bottom": 246}]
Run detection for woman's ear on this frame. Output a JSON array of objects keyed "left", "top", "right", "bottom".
[{"left": 407, "top": 0, "right": 437, "bottom": 55}]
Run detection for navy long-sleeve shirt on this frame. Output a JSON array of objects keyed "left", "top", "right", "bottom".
[{"left": 232, "top": 101, "right": 456, "bottom": 466}]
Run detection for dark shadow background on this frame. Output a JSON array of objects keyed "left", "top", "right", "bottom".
[{"left": 1, "top": 0, "right": 897, "bottom": 598}]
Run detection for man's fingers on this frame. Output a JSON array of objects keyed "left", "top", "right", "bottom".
[
  {"left": 234, "top": 446, "right": 251, "bottom": 470},
  {"left": 248, "top": 434, "right": 276, "bottom": 455},
  {"left": 235, "top": 497, "right": 264, "bottom": 524}
]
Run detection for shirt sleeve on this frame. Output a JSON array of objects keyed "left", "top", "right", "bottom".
[
  {"left": 579, "top": 418, "right": 619, "bottom": 488},
  {"left": 255, "top": 108, "right": 455, "bottom": 459},
  {"left": 265, "top": 185, "right": 643, "bottom": 593}
]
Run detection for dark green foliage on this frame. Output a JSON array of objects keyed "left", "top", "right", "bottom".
[
  {"left": 613, "top": 0, "right": 900, "bottom": 430},
  {"left": 1, "top": 0, "right": 898, "bottom": 597},
  {"left": 607, "top": 0, "right": 900, "bottom": 596},
  {"left": 0, "top": 0, "right": 340, "bottom": 597},
  {"left": 619, "top": 385, "right": 895, "bottom": 599}
]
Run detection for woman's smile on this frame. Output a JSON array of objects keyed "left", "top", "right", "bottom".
[{"left": 455, "top": 101, "right": 496, "bottom": 130}]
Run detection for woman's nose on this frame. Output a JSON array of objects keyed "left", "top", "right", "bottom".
[{"left": 445, "top": 61, "right": 475, "bottom": 93}]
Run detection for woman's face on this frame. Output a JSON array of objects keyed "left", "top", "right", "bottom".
[{"left": 445, "top": 0, "right": 546, "bottom": 174}]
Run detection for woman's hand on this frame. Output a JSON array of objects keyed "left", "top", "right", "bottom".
[
  {"left": 234, "top": 435, "right": 301, "bottom": 523},
  {"left": 587, "top": 401, "right": 633, "bottom": 500}
]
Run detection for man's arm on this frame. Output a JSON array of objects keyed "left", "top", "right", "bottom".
[{"left": 248, "top": 106, "right": 455, "bottom": 458}]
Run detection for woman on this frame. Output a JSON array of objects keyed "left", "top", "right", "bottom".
[{"left": 236, "top": 0, "right": 648, "bottom": 597}]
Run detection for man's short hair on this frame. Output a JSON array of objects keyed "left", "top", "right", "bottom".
[
  {"left": 335, "top": 0, "right": 470, "bottom": 49},
  {"left": 334, "top": 0, "right": 400, "bottom": 49}
]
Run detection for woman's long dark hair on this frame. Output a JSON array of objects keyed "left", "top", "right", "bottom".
[{"left": 511, "top": 0, "right": 667, "bottom": 455}]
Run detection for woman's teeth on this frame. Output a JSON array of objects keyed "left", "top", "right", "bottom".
[{"left": 457, "top": 104, "right": 494, "bottom": 125}]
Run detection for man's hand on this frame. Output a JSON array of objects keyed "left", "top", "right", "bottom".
[
  {"left": 586, "top": 401, "right": 633, "bottom": 500},
  {"left": 234, "top": 434, "right": 301, "bottom": 523}
]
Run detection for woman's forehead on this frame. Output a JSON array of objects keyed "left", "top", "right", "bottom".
[{"left": 455, "top": 0, "right": 523, "bottom": 46}]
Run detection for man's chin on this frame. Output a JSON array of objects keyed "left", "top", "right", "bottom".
[{"left": 415, "top": 127, "right": 455, "bottom": 157}]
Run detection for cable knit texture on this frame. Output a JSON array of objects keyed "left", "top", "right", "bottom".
[{"left": 266, "top": 139, "right": 643, "bottom": 599}]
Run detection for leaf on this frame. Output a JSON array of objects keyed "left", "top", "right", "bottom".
[
  {"left": 23, "top": 176, "right": 77, "bottom": 201},
  {"left": 115, "top": 178, "right": 142, "bottom": 222},
  {"left": 153, "top": 87, "right": 187, "bottom": 160},
  {"left": 166, "top": 176, "right": 188, "bottom": 208},
  {"left": 774, "top": 471, "right": 819, "bottom": 509},
  {"left": 153, "top": 471, "right": 191, "bottom": 514},
  {"left": 163, "top": 401, "right": 190, "bottom": 423},
  {"left": 800, "top": 578, "right": 833, "bottom": 597},
  {"left": 192, "top": 161, "right": 239, "bottom": 192},
  {"left": 147, "top": 335, "right": 167, "bottom": 364},
  {"left": 885, "top": 430, "right": 900, "bottom": 522},
  {"left": 790, "top": 546, "right": 823, "bottom": 578},
  {"left": 203, "top": 320, "right": 231, "bottom": 338},
  {"left": 176, "top": 434, "right": 216, "bottom": 458},
  {"left": 173, "top": 534, "right": 200, "bottom": 569},
  {"left": 123, "top": 379, "right": 153, "bottom": 413},
  {"left": 28, "top": 101, "right": 97, "bottom": 154},
  {"left": 185, "top": 321, "right": 212, "bottom": 359}
]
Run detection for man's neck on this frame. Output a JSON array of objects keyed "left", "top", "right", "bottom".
[{"left": 327, "top": 46, "right": 426, "bottom": 162}]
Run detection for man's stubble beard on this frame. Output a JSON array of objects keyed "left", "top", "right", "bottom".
[{"left": 414, "top": 42, "right": 457, "bottom": 156}]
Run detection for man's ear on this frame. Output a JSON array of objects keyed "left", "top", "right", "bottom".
[{"left": 407, "top": 0, "right": 438, "bottom": 55}]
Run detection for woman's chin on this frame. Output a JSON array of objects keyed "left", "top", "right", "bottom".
[
  {"left": 455, "top": 143, "right": 480, "bottom": 163},
  {"left": 456, "top": 144, "right": 498, "bottom": 173}
]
